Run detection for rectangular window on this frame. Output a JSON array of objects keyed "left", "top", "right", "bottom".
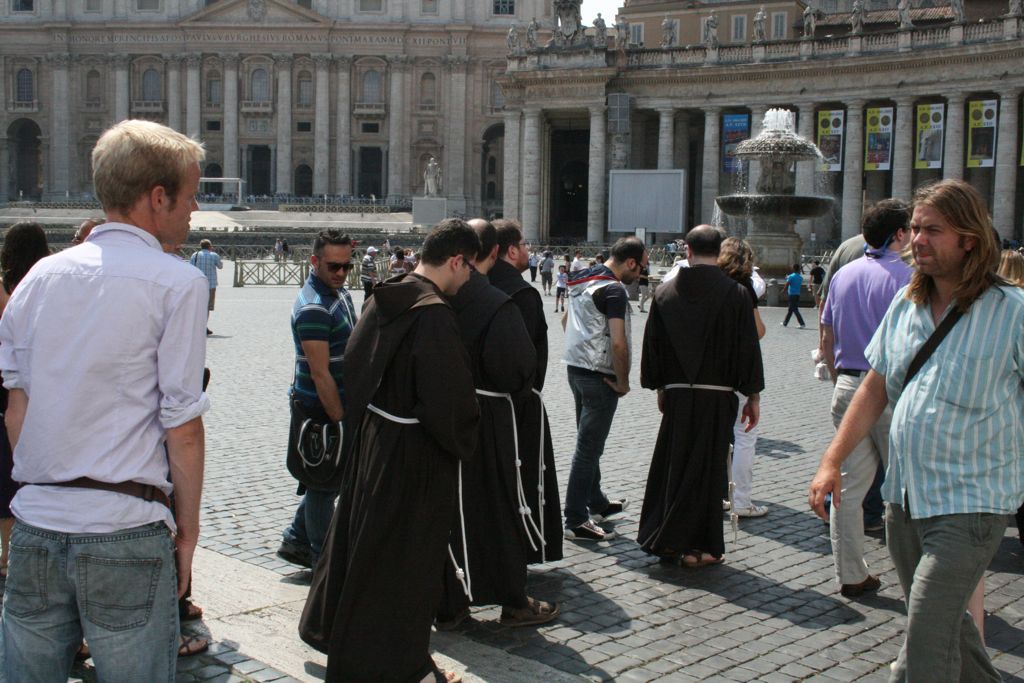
[
  {"left": 629, "top": 23, "right": 644, "bottom": 46},
  {"left": 358, "top": 0, "right": 382, "bottom": 11},
  {"left": 136, "top": 0, "right": 158, "bottom": 9},
  {"left": 13, "top": 0, "right": 34, "bottom": 10},
  {"left": 297, "top": 79, "right": 313, "bottom": 107},
  {"left": 492, "top": 0, "right": 513, "bottom": 15},
  {"left": 84, "top": 0, "right": 101, "bottom": 11},
  {"left": 772, "top": 12, "right": 787, "bottom": 39},
  {"left": 297, "top": 121, "right": 312, "bottom": 132},
  {"left": 361, "top": 122, "right": 380, "bottom": 134},
  {"left": 206, "top": 120, "right": 221, "bottom": 131},
  {"left": 732, "top": 15, "right": 746, "bottom": 42},
  {"left": 421, "top": 0, "right": 436, "bottom": 13},
  {"left": 207, "top": 78, "right": 222, "bottom": 106}
]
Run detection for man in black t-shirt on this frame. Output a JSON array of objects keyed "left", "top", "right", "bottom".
[{"left": 809, "top": 260, "right": 826, "bottom": 308}]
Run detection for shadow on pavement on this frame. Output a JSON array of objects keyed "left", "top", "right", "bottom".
[
  {"left": 989, "top": 536, "right": 1024, "bottom": 575},
  {"left": 304, "top": 659, "right": 327, "bottom": 680},
  {"left": 756, "top": 437, "right": 806, "bottom": 459}
]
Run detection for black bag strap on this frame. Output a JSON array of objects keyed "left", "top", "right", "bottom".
[{"left": 903, "top": 308, "right": 964, "bottom": 389}]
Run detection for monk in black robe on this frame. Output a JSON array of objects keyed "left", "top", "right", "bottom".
[
  {"left": 637, "top": 226, "right": 763, "bottom": 567},
  {"left": 437, "top": 220, "right": 559, "bottom": 628},
  {"left": 300, "top": 221, "right": 481, "bottom": 683},
  {"left": 488, "top": 220, "right": 563, "bottom": 564}
]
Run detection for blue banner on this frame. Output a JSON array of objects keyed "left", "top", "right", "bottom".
[{"left": 722, "top": 114, "right": 750, "bottom": 175}]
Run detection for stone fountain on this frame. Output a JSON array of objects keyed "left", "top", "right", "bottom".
[{"left": 716, "top": 108, "right": 833, "bottom": 276}]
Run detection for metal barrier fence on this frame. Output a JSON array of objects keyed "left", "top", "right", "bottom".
[{"left": 233, "top": 260, "right": 310, "bottom": 287}]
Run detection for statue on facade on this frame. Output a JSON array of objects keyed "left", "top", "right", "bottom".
[
  {"left": 704, "top": 11, "right": 720, "bottom": 48},
  {"left": 753, "top": 6, "right": 768, "bottom": 42},
  {"left": 1011, "top": 0, "right": 1023, "bottom": 18},
  {"left": 526, "top": 17, "right": 539, "bottom": 48},
  {"left": 615, "top": 18, "right": 629, "bottom": 49},
  {"left": 660, "top": 15, "right": 677, "bottom": 48},
  {"left": 593, "top": 13, "right": 608, "bottom": 46},
  {"left": 898, "top": 0, "right": 914, "bottom": 29},
  {"left": 552, "top": 0, "right": 585, "bottom": 46},
  {"left": 850, "top": 0, "right": 866, "bottom": 34},
  {"left": 803, "top": 4, "right": 817, "bottom": 38},
  {"left": 950, "top": 0, "right": 965, "bottom": 23},
  {"left": 506, "top": 25, "right": 521, "bottom": 52},
  {"left": 423, "top": 157, "right": 442, "bottom": 197}
]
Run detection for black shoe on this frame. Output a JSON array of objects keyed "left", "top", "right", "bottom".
[
  {"left": 590, "top": 499, "right": 629, "bottom": 523},
  {"left": 840, "top": 575, "right": 881, "bottom": 598},
  {"left": 276, "top": 541, "right": 312, "bottom": 568},
  {"left": 206, "top": 328, "right": 213, "bottom": 336}
]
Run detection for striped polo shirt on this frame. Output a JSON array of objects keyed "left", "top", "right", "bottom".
[
  {"left": 866, "top": 284, "right": 1024, "bottom": 518},
  {"left": 291, "top": 272, "right": 356, "bottom": 406}
]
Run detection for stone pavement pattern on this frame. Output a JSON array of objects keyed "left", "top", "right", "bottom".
[{"left": 8, "top": 260, "right": 1021, "bottom": 682}]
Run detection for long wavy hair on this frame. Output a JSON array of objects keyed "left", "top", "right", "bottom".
[
  {"left": 905, "top": 180, "right": 1002, "bottom": 312},
  {"left": 717, "top": 236, "right": 755, "bottom": 283},
  {"left": 997, "top": 249, "right": 1024, "bottom": 287},
  {"left": 1, "top": 222, "right": 50, "bottom": 295}
]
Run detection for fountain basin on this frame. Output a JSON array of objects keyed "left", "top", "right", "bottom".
[{"left": 715, "top": 194, "right": 833, "bottom": 220}]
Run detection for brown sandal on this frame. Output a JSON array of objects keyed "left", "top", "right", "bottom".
[
  {"left": 179, "top": 600, "right": 204, "bottom": 622},
  {"left": 499, "top": 596, "right": 560, "bottom": 627},
  {"left": 178, "top": 634, "right": 210, "bottom": 657}
]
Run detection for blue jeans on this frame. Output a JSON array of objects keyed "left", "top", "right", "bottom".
[
  {"left": 2, "top": 521, "right": 178, "bottom": 683},
  {"left": 783, "top": 294, "right": 805, "bottom": 326},
  {"left": 282, "top": 488, "right": 337, "bottom": 565},
  {"left": 563, "top": 366, "right": 619, "bottom": 528}
]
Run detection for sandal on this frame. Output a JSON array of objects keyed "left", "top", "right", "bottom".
[
  {"left": 699, "top": 553, "right": 724, "bottom": 567},
  {"left": 178, "top": 634, "right": 210, "bottom": 658},
  {"left": 499, "top": 596, "right": 560, "bottom": 627},
  {"left": 179, "top": 600, "right": 204, "bottom": 622},
  {"left": 680, "top": 552, "right": 702, "bottom": 568}
]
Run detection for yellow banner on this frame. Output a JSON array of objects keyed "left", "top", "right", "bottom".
[
  {"left": 966, "top": 99, "right": 997, "bottom": 169},
  {"left": 864, "top": 107, "right": 893, "bottom": 172},
  {"left": 915, "top": 103, "right": 944, "bottom": 170}
]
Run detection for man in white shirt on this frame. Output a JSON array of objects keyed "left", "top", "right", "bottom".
[{"left": 0, "top": 120, "right": 209, "bottom": 682}]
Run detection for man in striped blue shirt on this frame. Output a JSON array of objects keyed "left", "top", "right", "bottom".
[
  {"left": 810, "top": 179, "right": 1024, "bottom": 682},
  {"left": 278, "top": 230, "right": 357, "bottom": 570},
  {"left": 189, "top": 238, "right": 222, "bottom": 335}
]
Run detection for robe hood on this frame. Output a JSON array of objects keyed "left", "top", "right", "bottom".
[{"left": 370, "top": 272, "right": 446, "bottom": 325}]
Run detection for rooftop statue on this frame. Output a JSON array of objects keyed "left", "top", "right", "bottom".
[
  {"left": 660, "top": 15, "right": 677, "bottom": 48},
  {"left": 753, "top": 6, "right": 767, "bottom": 43},
  {"left": 850, "top": 0, "right": 866, "bottom": 35},
  {"left": 704, "top": 12, "right": 719, "bottom": 48},
  {"left": 506, "top": 25, "right": 521, "bottom": 52},
  {"left": 594, "top": 13, "right": 608, "bottom": 47},
  {"left": 615, "top": 18, "right": 629, "bottom": 48},
  {"left": 552, "top": 0, "right": 585, "bottom": 46},
  {"left": 527, "top": 17, "right": 539, "bottom": 48},
  {"left": 950, "top": 0, "right": 965, "bottom": 23},
  {"left": 803, "top": 5, "right": 817, "bottom": 38},
  {"left": 898, "top": 0, "right": 914, "bottom": 29}
]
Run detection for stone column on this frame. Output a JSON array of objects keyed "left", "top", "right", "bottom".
[
  {"left": 444, "top": 56, "right": 468, "bottom": 206},
  {"left": 185, "top": 54, "right": 202, "bottom": 139},
  {"left": 700, "top": 106, "right": 721, "bottom": 224},
  {"left": 795, "top": 102, "right": 816, "bottom": 241},
  {"left": 165, "top": 55, "right": 183, "bottom": 132},
  {"left": 521, "top": 108, "right": 542, "bottom": 241},
  {"left": 386, "top": 56, "right": 406, "bottom": 200},
  {"left": 112, "top": 54, "right": 130, "bottom": 123},
  {"left": 891, "top": 96, "right": 915, "bottom": 201},
  {"left": 48, "top": 53, "right": 71, "bottom": 198},
  {"left": 275, "top": 55, "right": 293, "bottom": 196},
  {"left": 587, "top": 104, "right": 607, "bottom": 243},
  {"left": 334, "top": 56, "right": 352, "bottom": 196},
  {"left": 223, "top": 55, "right": 239, "bottom": 181},
  {"left": 747, "top": 104, "right": 767, "bottom": 193},
  {"left": 841, "top": 100, "right": 865, "bottom": 239},
  {"left": 674, "top": 110, "right": 690, "bottom": 173},
  {"left": 993, "top": 89, "right": 1020, "bottom": 241},
  {"left": 0, "top": 140, "right": 8, "bottom": 201},
  {"left": 657, "top": 107, "right": 675, "bottom": 169},
  {"left": 502, "top": 109, "right": 521, "bottom": 219},
  {"left": 943, "top": 92, "right": 966, "bottom": 180},
  {"left": 313, "top": 54, "right": 331, "bottom": 196}
]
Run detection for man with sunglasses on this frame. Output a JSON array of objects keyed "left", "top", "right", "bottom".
[{"left": 278, "top": 229, "right": 358, "bottom": 570}]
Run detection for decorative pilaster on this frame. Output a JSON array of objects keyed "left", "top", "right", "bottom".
[
  {"left": 112, "top": 54, "right": 130, "bottom": 123},
  {"left": 841, "top": 100, "right": 865, "bottom": 239},
  {"left": 185, "top": 54, "right": 202, "bottom": 139},
  {"left": 386, "top": 55, "right": 407, "bottom": 199},
  {"left": 700, "top": 106, "right": 721, "bottom": 224},
  {"left": 657, "top": 107, "right": 675, "bottom": 169},
  {"left": 587, "top": 104, "right": 607, "bottom": 243},
  {"left": 795, "top": 102, "right": 816, "bottom": 241},
  {"left": 521, "top": 108, "right": 542, "bottom": 241},
  {"left": 502, "top": 109, "right": 521, "bottom": 219},
  {"left": 313, "top": 54, "right": 331, "bottom": 196},
  {"left": 47, "top": 53, "right": 71, "bottom": 198},
  {"left": 334, "top": 56, "right": 352, "bottom": 195},
  {"left": 943, "top": 93, "right": 966, "bottom": 180},
  {"left": 993, "top": 90, "right": 1019, "bottom": 240},
  {"left": 165, "top": 55, "right": 183, "bottom": 132},
  {"left": 275, "top": 55, "right": 293, "bottom": 195},
  {"left": 223, "top": 55, "right": 239, "bottom": 181},
  {"left": 891, "top": 96, "right": 915, "bottom": 201},
  {"left": 444, "top": 56, "right": 468, "bottom": 206}
]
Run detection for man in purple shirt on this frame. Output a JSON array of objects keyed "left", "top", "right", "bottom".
[{"left": 818, "top": 199, "right": 911, "bottom": 598}]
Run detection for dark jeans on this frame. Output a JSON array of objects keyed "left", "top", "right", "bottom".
[
  {"left": 283, "top": 489, "right": 338, "bottom": 566},
  {"left": 863, "top": 461, "right": 885, "bottom": 525},
  {"left": 783, "top": 294, "right": 805, "bottom": 326},
  {"left": 362, "top": 280, "right": 374, "bottom": 299},
  {"left": 529, "top": 266, "right": 537, "bottom": 281},
  {"left": 563, "top": 366, "right": 618, "bottom": 528}
]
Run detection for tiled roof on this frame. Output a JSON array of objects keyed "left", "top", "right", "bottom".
[{"left": 818, "top": 7, "right": 954, "bottom": 26}]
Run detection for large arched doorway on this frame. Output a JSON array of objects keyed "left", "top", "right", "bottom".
[
  {"left": 294, "top": 164, "right": 313, "bottom": 197},
  {"left": 203, "top": 163, "right": 223, "bottom": 195},
  {"left": 480, "top": 123, "right": 504, "bottom": 219},
  {"left": 248, "top": 146, "right": 271, "bottom": 196},
  {"left": 7, "top": 119, "right": 42, "bottom": 200}
]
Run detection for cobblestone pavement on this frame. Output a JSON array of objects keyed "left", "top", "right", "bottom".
[{"left": 24, "top": 260, "right": 1024, "bottom": 682}]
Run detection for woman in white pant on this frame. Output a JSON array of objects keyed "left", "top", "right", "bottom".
[{"left": 718, "top": 240, "right": 768, "bottom": 517}]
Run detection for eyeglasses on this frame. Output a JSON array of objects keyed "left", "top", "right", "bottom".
[{"left": 325, "top": 261, "right": 355, "bottom": 273}]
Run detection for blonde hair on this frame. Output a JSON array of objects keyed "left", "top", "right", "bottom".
[
  {"left": 997, "top": 249, "right": 1024, "bottom": 287},
  {"left": 717, "top": 236, "right": 754, "bottom": 283},
  {"left": 906, "top": 179, "right": 1001, "bottom": 312},
  {"left": 92, "top": 120, "right": 205, "bottom": 213}
]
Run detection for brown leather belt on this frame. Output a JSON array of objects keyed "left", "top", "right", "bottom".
[{"left": 43, "top": 478, "right": 172, "bottom": 510}]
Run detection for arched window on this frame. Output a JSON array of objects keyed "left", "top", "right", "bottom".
[
  {"left": 251, "top": 68, "right": 270, "bottom": 102},
  {"left": 141, "top": 68, "right": 161, "bottom": 101},
  {"left": 362, "top": 69, "right": 381, "bottom": 103},
  {"left": 206, "top": 71, "right": 222, "bottom": 106},
  {"left": 85, "top": 70, "right": 101, "bottom": 103},
  {"left": 419, "top": 72, "right": 436, "bottom": 105},
  {"left": 15, "top": 69, "right": 33, "bottom": 103},
  {"left": 297, "top": 70, "right": 313, "bottom": 107},
  {"left": 487, "top": 156, "right": 497, "bottom": 175}
]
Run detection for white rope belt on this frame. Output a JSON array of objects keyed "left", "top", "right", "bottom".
[
  {"left": 476, "top": 389, "right": 544, "bottom": 553},
  {"left": 532, "top": 387, "right": 548, "bottom": 563},
  {"left": 662, "top": 383, "right": 734, "bottom": 392},
  {"left": 365, "top": 402, "right": 472, "bottom": 600}
]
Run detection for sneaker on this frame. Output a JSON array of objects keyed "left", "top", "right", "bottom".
[
  {"left": 780, "top": 322, "right": 787, "bottom": 327},
  {"left": 564, "top": 520, "right": 616, "bottom": 542},
  {"left": 734, "top": 504, "right": 769, "bottom": 518},
  {"left": 840, "top": 575, "right": 881, "bottom": 598},
  {"left": 590, "top": 499, "right": 629, "bottom": 523},
  {"left": 276, "top": 540, "right": 313, "bottom": 568},
  {"left": 799, "top": 324, "right": 807, "bottom": 329}
]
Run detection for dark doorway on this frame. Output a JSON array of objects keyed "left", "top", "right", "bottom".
[
  {"left": 480, "top": 123, "right": 504, "bottom": 219},
  {"left": 203, "top": 163, "right": 223, "bottom": 195},
  {"left": 549, "top": 129, "right": 589, "bottom": 240},
  {"left": 249, "top": 146, "right": 271, "bottom": 196},
  {"left": 294, "top": 164, "right": 313, "bottom": 197},
  {"left": 358, "top": 147, "right": 383, "bottom": 198},
  {"left": 8, "top": 119, "right": 41, "bottom": 200}
]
